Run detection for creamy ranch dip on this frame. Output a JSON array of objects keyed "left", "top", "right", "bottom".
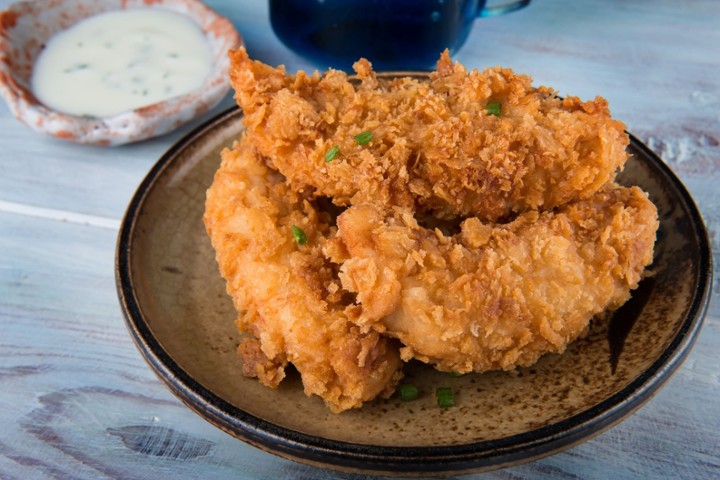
[{"left": 31, "top": 9, "right": 213, "bottom": 118}]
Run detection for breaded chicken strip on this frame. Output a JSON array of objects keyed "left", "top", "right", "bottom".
[
  {"left": 229, "top": 47, "right": 629, "bottom": 220},
  {"left": 204, "top": 137, "right": 403, "bottom": 412},
  {"left": 331, "top": 185, "right": 658, "bottom": 373}
]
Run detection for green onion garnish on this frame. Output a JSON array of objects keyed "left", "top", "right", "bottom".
[
  {"left": 398, "top": 384, "right": 419, "bottom": 401},
  {"left": 291, "top": 225, "right": 307, "bottom": 245},
  {"left": 354, "top": 130, "right": 373, "bottom": 145},
  {"left": 486, "top": 102, "right": 501, "bottom": 116},
  {"left": 436, "top": 387, "right": 455, "bottom": 408},
  {"left": 325, "top": 145, "right": 340, "bottom": 163},
  {"left": 448, "top": 371, "right": 464, "bottom": 377}
]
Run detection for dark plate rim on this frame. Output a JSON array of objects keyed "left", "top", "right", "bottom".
[{"left": 115, "top": 105, "right": 712, "bottom": 476}]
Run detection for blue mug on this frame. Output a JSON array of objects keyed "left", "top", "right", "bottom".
[{"left": 269, "top": 0, "right": 531, "bottom": 71}]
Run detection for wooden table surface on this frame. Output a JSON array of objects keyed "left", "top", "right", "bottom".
[{"left": 1, "top": 0, "right": 718, "bottom": 478}]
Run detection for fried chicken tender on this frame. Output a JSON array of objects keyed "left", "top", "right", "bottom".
[
  {"left": 331, "top": 185, "right": 658, "bottom": 373},
  {"left": 203, "top": 137, "right": 403, "bottom": 412},
  {"left": 229, "top": 47, "right": 629, "bottom": 221},
  {"left": 206, "top": 49, "right": 658, "bottom": 412}
]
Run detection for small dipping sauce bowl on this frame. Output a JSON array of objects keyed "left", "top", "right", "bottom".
[{"left": 0, "top": 0, "right": 242, "bottom": 146}]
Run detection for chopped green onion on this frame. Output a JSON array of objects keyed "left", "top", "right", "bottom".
[
  {"left": 325, "top": 145, "right": 340, "bottom": 163},
  {"left": 291, "top": 225, "right": 307, "bottom": 245},
  {"left": 486, "top": 102, "right": 501, "bottom": 116},
  {"left": 436, "top": 387, "right": 455, "bottom": 408},
  {"left": 354, "top": 130, "right": 373, "bottom": 145},
  {"left": 448, "top": 371, "right": 464, "bottom": 377},
  {"left": 398, "top": 384, "right": 419, "bottom": 401}
]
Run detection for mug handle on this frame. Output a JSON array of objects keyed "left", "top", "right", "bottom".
[{"left": 478, "top": 0, "right": 531, "bottom": 18}]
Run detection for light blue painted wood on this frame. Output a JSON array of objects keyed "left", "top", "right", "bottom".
[{"left": 0, "top": 0, "right": 718, "bottom": 478}]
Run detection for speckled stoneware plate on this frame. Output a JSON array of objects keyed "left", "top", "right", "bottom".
[{"left": 116, "top": 99, "right": 711, "bottom": 476}]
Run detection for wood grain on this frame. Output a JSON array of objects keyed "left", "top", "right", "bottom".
[{"left": 0, "top": 0, "right": 718, "bottom": 478}]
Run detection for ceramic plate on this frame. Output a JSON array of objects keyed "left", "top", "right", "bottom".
[{"left": 116, "top": 101, "right": 711, "bottom": 476}]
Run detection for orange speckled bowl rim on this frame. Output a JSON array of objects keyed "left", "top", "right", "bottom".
[{"left": 0, "top": 0, "right": 242, "bottom": 145}]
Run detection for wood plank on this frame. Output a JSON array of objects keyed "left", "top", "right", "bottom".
[
  {"left": 0, "top": 213, "right": 717, "bottom": 478},
  {"left": 0, "top": 0, "right": 718, "bottom": 477}
]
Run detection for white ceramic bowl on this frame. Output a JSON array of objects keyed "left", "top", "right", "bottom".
[{"left": 0, "top": 0, "right": 242, "bottom": 146}]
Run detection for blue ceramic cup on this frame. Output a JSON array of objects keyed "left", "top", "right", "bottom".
[{"left": 269, "top": 0, "right": 531, "bottom": 71}]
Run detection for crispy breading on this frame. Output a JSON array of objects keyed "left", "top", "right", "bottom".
[
  {"left": 204, "top": 137, "right": 403, "bottom": 412},
  {"left": 229, "top": 47, "right": 629, "bottom": 221},
  {"left": 204, "top": 49, "right": 659, "bottom": 412},
  {"left": 332, "top": 185, "right": 658, "bottom": 373}
]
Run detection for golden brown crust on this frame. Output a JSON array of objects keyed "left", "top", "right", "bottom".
[
  {"left": 204, "top": 138, "right": 403, "bottom": 412},
  {"left": 334, "top": 185, "right": 658, "bottom": 373},
  {"left": 205, "top": 49, "right": 659, "bottom": 412},
  {"left": 229, "top": 47, "right": 629, "bottom": 221}
]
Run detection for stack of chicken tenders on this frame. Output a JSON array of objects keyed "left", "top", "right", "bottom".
[{"left": 203, "top": 48, "right": 658, "bottom": 412}]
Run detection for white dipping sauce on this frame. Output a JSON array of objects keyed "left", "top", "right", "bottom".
[{"left": 31, "top": 9, "right": 213, "bottom": 118}]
